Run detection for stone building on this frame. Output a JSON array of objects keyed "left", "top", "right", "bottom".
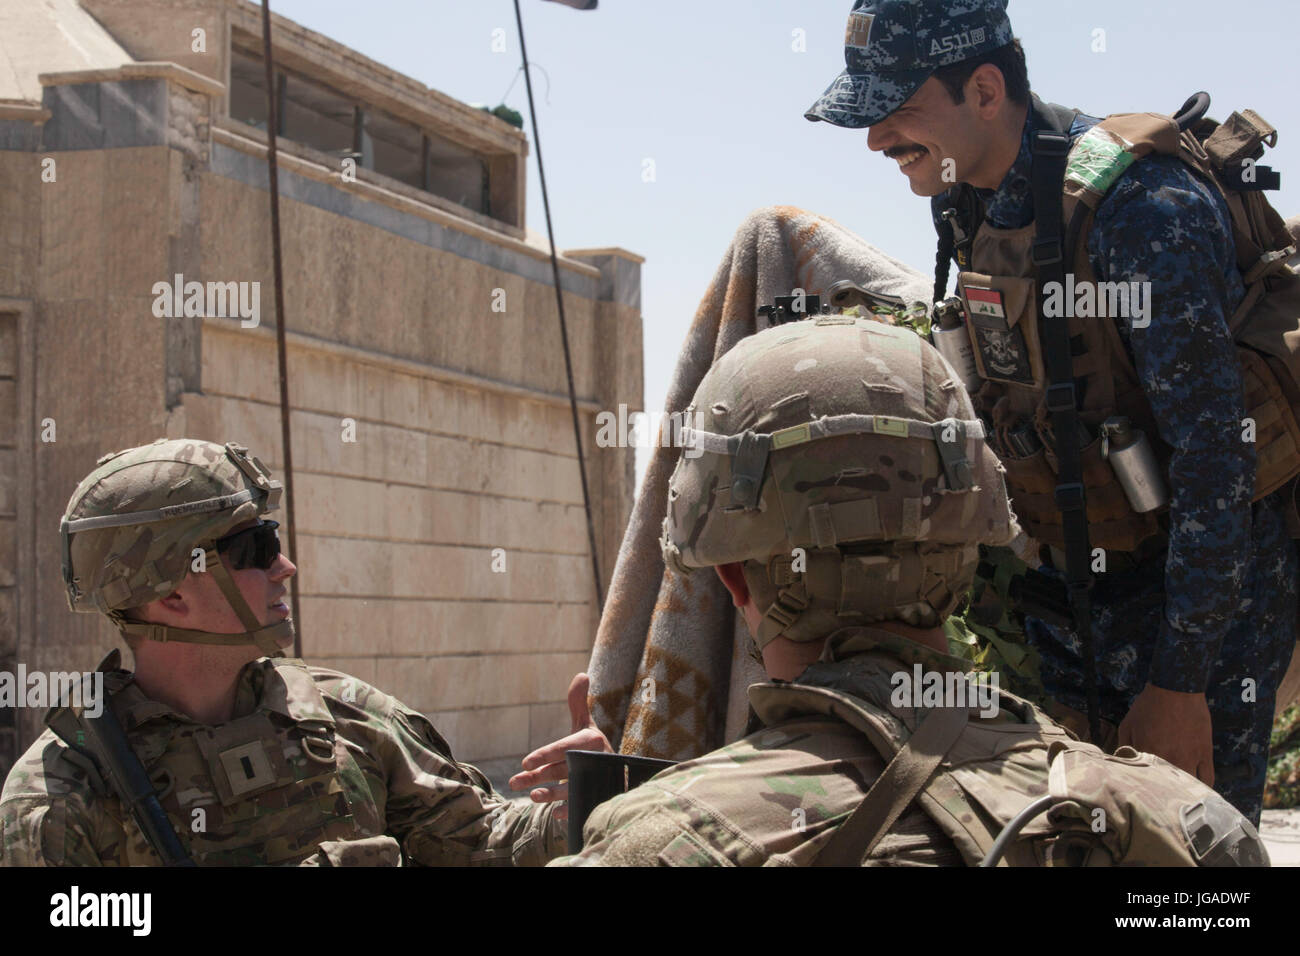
[{"left": 0, "top": 0, "right": 643, "bottom": 786}]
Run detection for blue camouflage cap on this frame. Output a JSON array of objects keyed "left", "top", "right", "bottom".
[{"left": 806, "top": 0, "right": 1014, "bottom": 128}]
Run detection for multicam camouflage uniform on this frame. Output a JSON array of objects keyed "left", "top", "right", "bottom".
[
  {"left": 552, "top": 317, "right": 1265, "bottom": 866},
  {"left": 557, "top": 628, "right": 1258, "bottom": 866},
  {"left": 0, "top": 439, "right": 564, "bottom": 866},
  {"left": 1, "top": 657, "right": 563, "bottom": 866}
]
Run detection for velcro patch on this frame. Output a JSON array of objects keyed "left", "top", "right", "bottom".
[
  {"left": 964, "top": 286, "right": 1006, "bottom": 321},
  {"left": 658, "top": 828, "right": 731, "bottom": 866},
  {"left": 1066, "top": 125, "right": 1136, "bottom": 196},
  {"left": 846, "top": 11, "right": 874, "bottom": 50}
]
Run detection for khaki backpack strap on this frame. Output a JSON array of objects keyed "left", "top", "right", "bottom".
[{"left": 812, "top": 705, "right": 968, "bottom": 866}]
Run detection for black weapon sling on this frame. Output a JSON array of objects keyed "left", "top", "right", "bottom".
[
  {"left": 1029, "top": 100, "right": 1103, "bottom": 745},
  {"left": 46, "top": 652, "right": 195, "bottom": 866}
]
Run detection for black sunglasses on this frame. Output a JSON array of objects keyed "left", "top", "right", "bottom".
[{"left": 214, "top": 520, "right": 281, "bottom": 570}]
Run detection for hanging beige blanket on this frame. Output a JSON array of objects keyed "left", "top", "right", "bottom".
[{"left": 587, "top": 205, "right": 933, "bottom": 758}]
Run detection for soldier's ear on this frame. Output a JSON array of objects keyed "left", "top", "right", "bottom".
[
  {"left": 969, "top": 62, "right": 1007, "bottom": 117},
  {"left": 714, "top": 563, "right": 751, "bottom": 608},
  {"left": 140, "top": 588, "right": 188, "bottom": 621}
]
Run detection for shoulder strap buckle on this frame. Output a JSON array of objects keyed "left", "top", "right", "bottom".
[
  {"left": 1033, "top": 130, "right": 1071, "bottom": 157},
  {"left": 1031, "top": 238, "right": 1064, "bottom": 267},
  {"left": 941, "top": 207, "right": 968, "bottom": 245}
]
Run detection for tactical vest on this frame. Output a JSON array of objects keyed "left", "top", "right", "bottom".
[
  {"left": 69, "top": 659, "right": 374, "bottom": 866},
  {"left": 749, "top": 629, "right": 1267, "bottom": 866},
  {"left": 952, "top": 104, "right": 1300, "bottom": 552}
]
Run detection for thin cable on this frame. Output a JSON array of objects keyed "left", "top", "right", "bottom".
[
  {"left": 260, "top": 0, "right": 303, "bottom": 656},
  {"left": 979, "top": 793, "right": 1061, "bottom": 867},
  {"left": 499, "top": 62, "right": 552, "bottom": 108},
  {"left": 512, "top": 0, "right": 604, "bottom": 611}
]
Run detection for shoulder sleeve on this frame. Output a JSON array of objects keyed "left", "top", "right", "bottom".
[
  {"left": 1, "top": 737, "right": 109, "bottom": 866},
  {"left": 1, "top": 798, "right": 106, "bottom": 866},
  {"left": 367, "top": 694, "right": 565, "bottom": 866},
  {"left": 1088, "top": 156, "right": 1252, "bottom": 691},
  {"left": 548, "top": 784, "right": 727, "bottom": 867}
]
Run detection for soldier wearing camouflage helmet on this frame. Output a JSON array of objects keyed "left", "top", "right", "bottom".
[
  {"left": 550, "top": 317, "right": 1266, "bottom": 866},
  {"left": 1, "top": 438, "right": 571, "bottom": 866},
  {"left": 60, "top": 438, "right": 295, "bottom": 658}
]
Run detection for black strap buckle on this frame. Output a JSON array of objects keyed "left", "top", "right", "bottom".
[
  {"left": 1032, "top": 131, "right": 1071, "bottom": 157},
  {"left": 1054, "top": 482, "right": 1086, "bottom": 513},
  {"left": 1067, "top": 579, "right": 1094, "bottom": 600},
  {"left": 1223, "top": 163, "right": 1282, "bottom": 192},
  {"left": 1032, "top": 238, "right": 1064, "bottom": 267},
  {"left": 1045, "top": 382, "right": 1076, "bottom": 412}
]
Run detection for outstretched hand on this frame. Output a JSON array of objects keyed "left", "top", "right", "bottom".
[
  {"left": 1118, "top": 683, "right": 1215, "bottom": 786},
  {"left": 508, "top": 672, "right": 612, "bottom": 821}
]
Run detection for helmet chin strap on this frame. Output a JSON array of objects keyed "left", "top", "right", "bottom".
[
  {"left": 756, "top": 582, "right": 811, "bottom": 650},
  {"left": 115, "top": 547, "right": 295, "bottom": 658}
]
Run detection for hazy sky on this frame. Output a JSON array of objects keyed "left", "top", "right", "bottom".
[{"left": 270, "top": 0, "right": 1298, "bottom": 487}]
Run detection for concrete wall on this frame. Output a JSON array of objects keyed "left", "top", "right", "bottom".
[
  {"left": 0, "top": 26, "right": 642, "bottom": 784},
  {"left": 0, "top": 307, "right": 18, "bottom": 775}
]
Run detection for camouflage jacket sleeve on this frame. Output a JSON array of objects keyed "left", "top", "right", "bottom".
[
  {"left": 1087, "top": 155, "right": 1251, "bottom": 693},
  {"left": 364, "top": 693, "right": 566, "bottom": 866},
  {"left": 549, "top": 717, "right": 961, "bottom": 866},
  {"left": 0, "top": 736, "right": 112, "bottom": 866}
]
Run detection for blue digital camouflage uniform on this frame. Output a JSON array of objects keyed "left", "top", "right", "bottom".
[
  {"left": 805, "top": 0, "right": 1015, "bottom": 128},
  {"left": 930, "top": 106, "right": 1297, "bottom": 825}
]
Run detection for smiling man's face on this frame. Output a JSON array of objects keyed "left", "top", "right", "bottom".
[{"left": 865, "top": 73, "right": 1003, "bottom": 196}]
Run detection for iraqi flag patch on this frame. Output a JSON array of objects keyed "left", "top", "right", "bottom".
[{"left": 964, "top": 286, "right": 1006, "bottom": 321}]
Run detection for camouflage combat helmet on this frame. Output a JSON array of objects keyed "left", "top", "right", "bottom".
[
  {"left": 61, "top": 438, "right": 294, "bottom": 656},
  {"left": 661, "top": 316, "right": 1016, "bottom": 647}
]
